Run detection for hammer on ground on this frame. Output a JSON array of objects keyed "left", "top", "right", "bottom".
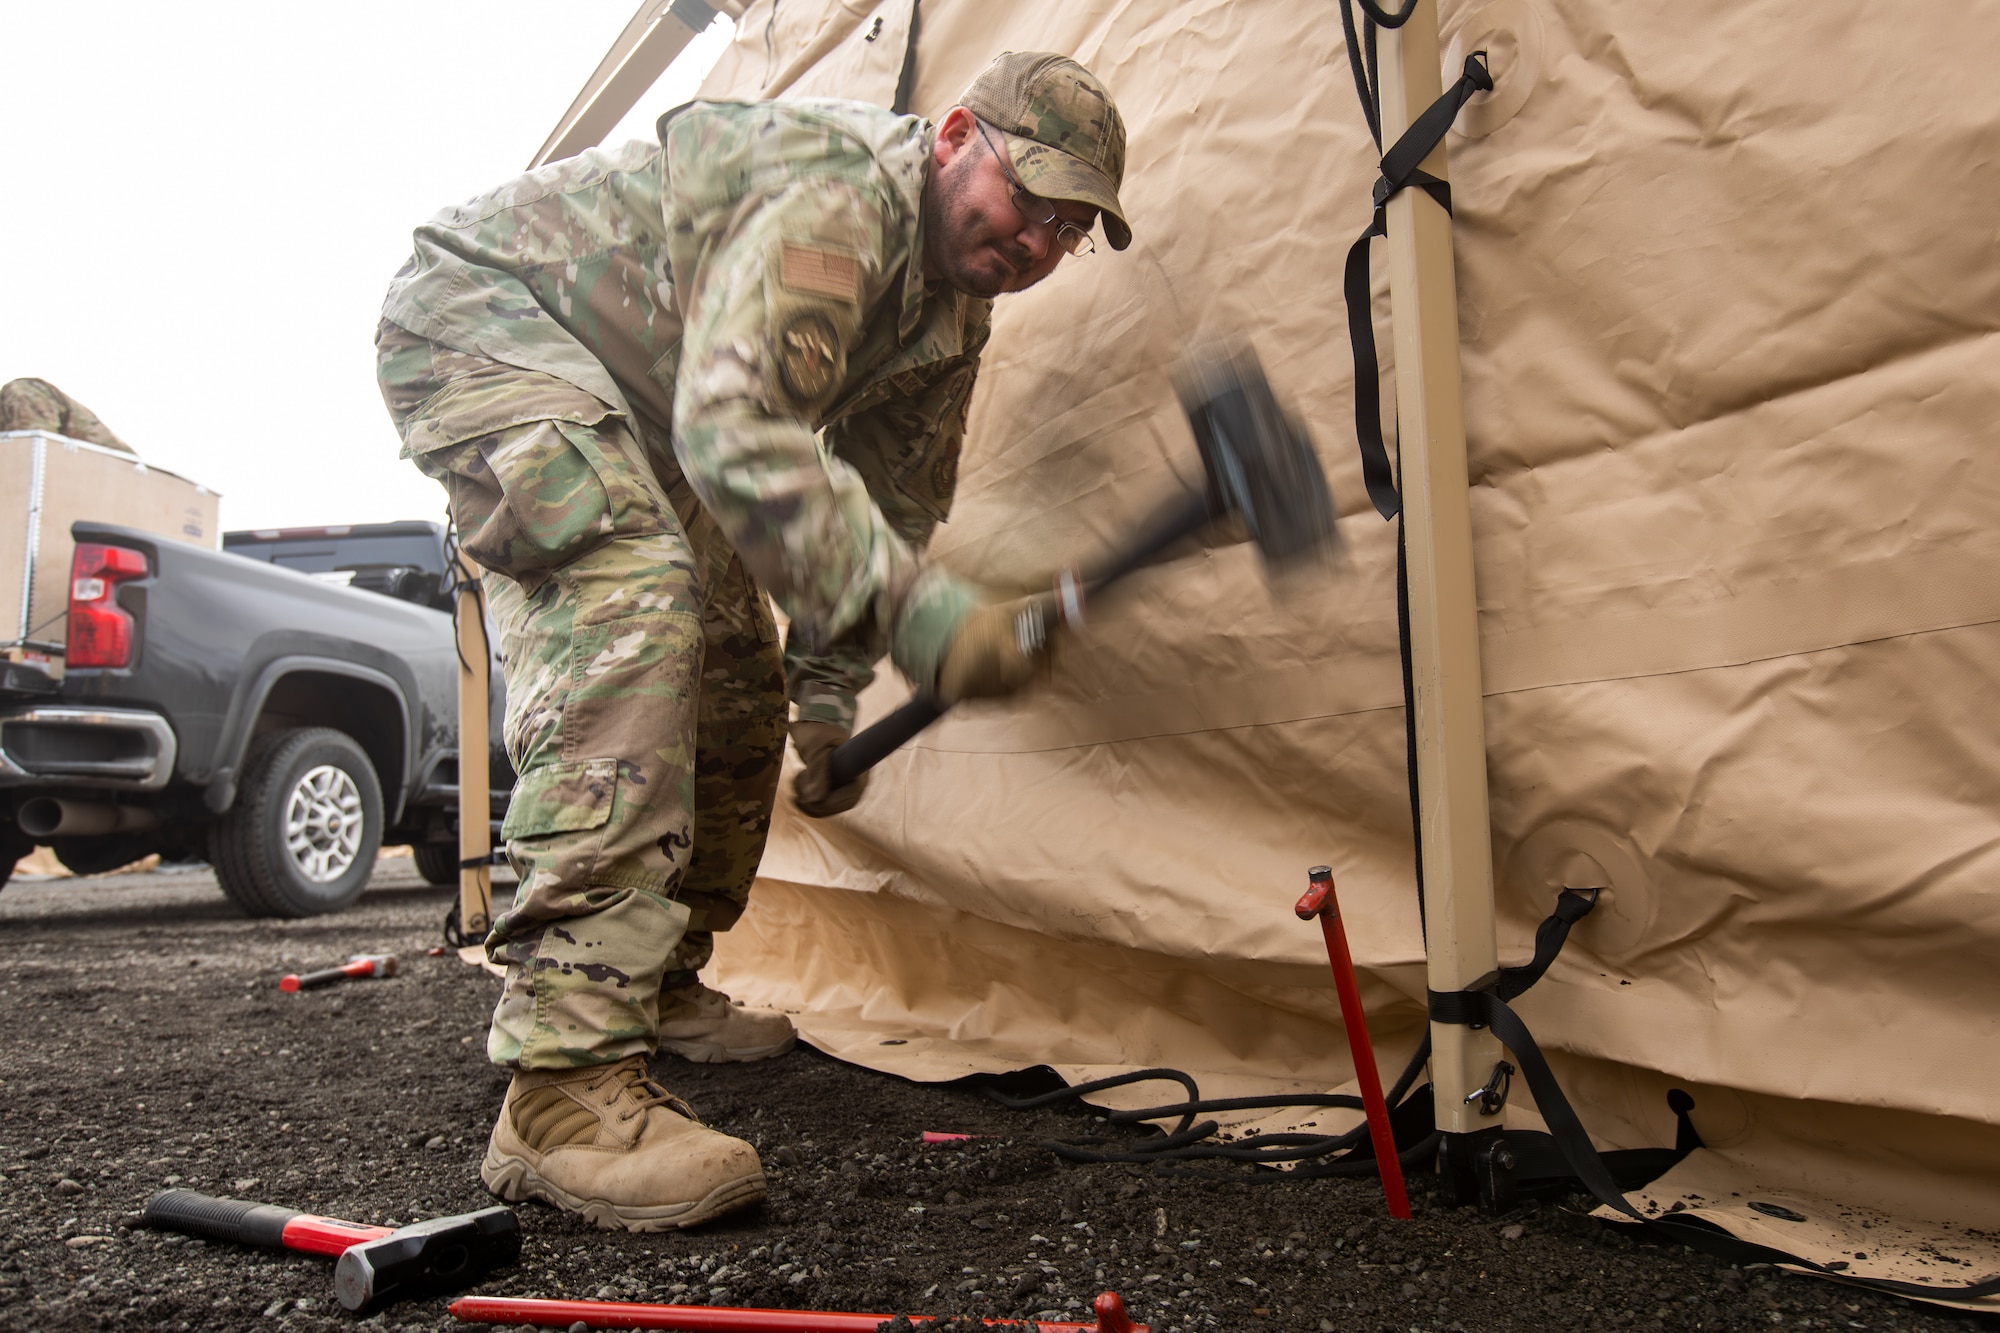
[
  {"left": 279, "top": 952, "right": 397, "bottom": 992},
  {"left": 143, "top": 1188, "right": 519, "bottom": 1312},
  {"left": 826, "top": 344, "right": 1338, "bottom": 788}
]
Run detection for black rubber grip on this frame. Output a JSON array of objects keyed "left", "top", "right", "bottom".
[
  {"left": 826, "top": 695, "right": 944, "bottom": 790},
  {"left": 288, "top": 965, "right": 351, "bottom": 990},
  {"left": 824, "top": 487, "right": 1215, "bottom": 788},
  {"left": 145, "top": 1189, "right": 297, "bottom": 1250},
  {"left": 1083, "top": 486, "right": 1213, "bottom": 593}
]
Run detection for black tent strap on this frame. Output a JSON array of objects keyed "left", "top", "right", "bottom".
[
  {"left": 1429, "top": 987, "right": 2000, "bottom": 1298},
  {"left": 1344, "top": 51, "right": 1493, "bottom": 520},
  {"left": 1422, "top": 886, "right": 1598, "bottom": 1020}
]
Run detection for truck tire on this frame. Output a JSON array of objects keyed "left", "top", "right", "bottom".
[
  {"left": 210, "top": 726, "right": 383, "bottom": 918},
  {"left": 412, "top": 841, "right": 461, "bottom": 886}
]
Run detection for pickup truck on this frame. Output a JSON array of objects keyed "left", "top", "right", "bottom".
[{"left": 0, "top": 519, "right": 510, "bottom": 916}]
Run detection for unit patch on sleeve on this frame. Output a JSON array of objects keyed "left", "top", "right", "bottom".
[
  {"left": 776, "top": 310, "right": 844, "bottom": 405},
  {"left": 780, "top": 242, "right": 860, "bottom": 303}
]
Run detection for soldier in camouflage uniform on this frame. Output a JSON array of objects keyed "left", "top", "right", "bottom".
[
  {"left": 0, "top": 378, "right": 134, "bottom": 453},
  {"left": 377, "top": 51, "right": 1130, "bottom": 1230}
]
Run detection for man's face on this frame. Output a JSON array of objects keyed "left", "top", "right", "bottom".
[{"left": 924, "top": 108, "right": 1098, "bottom": 300}]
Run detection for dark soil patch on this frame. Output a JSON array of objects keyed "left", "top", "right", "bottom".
[{"left": 0, "top": 862, "right": 1986, "bottom": 1332}]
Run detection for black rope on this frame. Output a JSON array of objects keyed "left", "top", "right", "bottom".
[
  {"left": 1352, "top": 0, "right": 1419, "bottom": 26},
  {"left": 1157, "top": 1132, "right": 1443, "bottom": 1185},
  {"left": 442, "top": 903, "right": 477, "bottom": 949},
  {"left": 1338, "top": 0, "right": 1382, "bottom": 148},
  {"left": 984, "top": 1042, "right": 1434, "bottom": 1178},
  {"left": 1395, "top": 522, "right": 1425, "bottom": 937},
  {"left": 440, "top": 515, "right": 491, "bottom": 679}
]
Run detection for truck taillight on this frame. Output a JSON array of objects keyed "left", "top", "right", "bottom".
[{"left": 66, "top": 543, "right": 149, "bottom": 669}]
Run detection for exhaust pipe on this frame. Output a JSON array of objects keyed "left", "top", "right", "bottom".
[{"left": 16, "top": 798, "right": 159, "bottom": 839}]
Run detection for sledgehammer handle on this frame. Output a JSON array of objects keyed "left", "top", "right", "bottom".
[
  {"left": 144, "top": 1190, "right": 300, "bottom": 1249},
  {"left": 826, "top": 696, "right": 944, "bottom": 790},
  {"left": 825, "top": 489, "right": 1214, "bottom": 789},
  {"left": 145, "top": 1189, "right": 393, "bottom": 1255}
]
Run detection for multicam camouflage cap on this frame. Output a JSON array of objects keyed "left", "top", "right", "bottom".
[{"left": 959, "top": 51, "right": 1132, "bottom": 251}]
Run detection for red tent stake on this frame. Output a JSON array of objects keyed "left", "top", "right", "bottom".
[
  {"left": 1296, "top": 865, "right": 1413, "bottom": 1219},
  {"left": 447, "top": 1290, "right": 1148, "bottom": 1332}
]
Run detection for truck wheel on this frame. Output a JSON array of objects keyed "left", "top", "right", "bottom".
[
  {"left": 411, "top": 841, "right": 461, "bottom": 886},
  {"left": 210, "top": 727, "right": 383, "bottom": 918}
]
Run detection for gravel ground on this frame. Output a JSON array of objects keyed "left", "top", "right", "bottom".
[{"left": 0, "top": 859, "right": 1987, "bottom": 1333}]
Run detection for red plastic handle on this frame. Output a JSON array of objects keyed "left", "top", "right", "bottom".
[{"left": 280, "top": 1215, "right": 396, "bottom": 1256}]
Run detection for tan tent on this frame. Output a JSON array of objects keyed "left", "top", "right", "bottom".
[{"left": 572, "top": 0, "right": 2000, "bottom": 1307}]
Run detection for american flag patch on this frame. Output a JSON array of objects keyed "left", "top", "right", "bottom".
[{"left": 780, "top": 242, "right": 860, "bottom": 302}]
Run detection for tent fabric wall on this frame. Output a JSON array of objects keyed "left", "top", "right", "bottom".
[{"left": 688, "top": 0, "right": 2000, "bottom": 1301}]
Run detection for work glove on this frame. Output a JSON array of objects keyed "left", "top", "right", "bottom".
[
  {"left": 935, "top": 593, "right": 1057, "bottom": 705},
  {"left": 791, "top": 720, "right": 867, "bottom": 819}
]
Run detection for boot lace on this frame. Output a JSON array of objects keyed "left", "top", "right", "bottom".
[{"left": 587, "top": 1058, "right": 699, "bottom": 1125}]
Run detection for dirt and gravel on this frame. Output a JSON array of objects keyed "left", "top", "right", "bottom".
[{"left": 0, "top": 858, "right": 1987, "bottom": 1333}]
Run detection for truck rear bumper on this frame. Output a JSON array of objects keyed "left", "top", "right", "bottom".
[{"left": 0, "top": 705, "right": 178, "bottom": 791}]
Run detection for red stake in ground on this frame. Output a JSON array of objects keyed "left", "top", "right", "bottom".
[
  {"left": 1296, "top": 864, "right": 1412, "bottom": 1219},
  {"left": 448, "top": 1290, "right": 1147, "bottom": 1332}
]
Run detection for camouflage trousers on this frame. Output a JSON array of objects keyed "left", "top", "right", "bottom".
[{"left": 376, "top": 323, "right": 788, "bottom": 1070}]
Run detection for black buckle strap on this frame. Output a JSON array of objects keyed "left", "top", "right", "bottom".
[
  {"left": 1498, "top": 884, "right": 1597, "bottom": 1000},
  {"left": 1438, "top": 986, "right": 2000, "bottom": 1299},
  {"left": 1344, "top": 52, "right": 1493, "bottom": 520},
  {"left": 1425, "top": 886, "right": 1599, "bottom": 1024},
  {"left": 1428, "top": 892, "right": 2000, "bottom": 1299}
]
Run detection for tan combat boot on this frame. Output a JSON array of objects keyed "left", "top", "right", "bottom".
[
  {"left": 481, "top": 1056, "right": 765, "bottom": 1231},
  {"left": 658, "top": 982, "right": 797, "bottom": 1064}
]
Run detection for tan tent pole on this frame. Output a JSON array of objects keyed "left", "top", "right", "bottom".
[
  {"left": 1374, "top": 6, "right": 1505, "bottom": 1148},
  {"left": 454, "top": 554, "right": 493, "bottom": 949},
  {"left": 529, "top": 0, "right": 722, "bottom": 169}
]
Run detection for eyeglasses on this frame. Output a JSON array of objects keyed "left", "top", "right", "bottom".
[{"left": 975, "top": 121, "right": 1097, "bottom": 258}]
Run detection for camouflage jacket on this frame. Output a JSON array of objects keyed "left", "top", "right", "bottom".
[{"left": 380, "top": 99, "right": 992, "bottom": 729}]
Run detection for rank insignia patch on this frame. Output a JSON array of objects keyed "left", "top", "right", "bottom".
[{"left": 777, "top": 311, "right": 842, "bottom": 404}]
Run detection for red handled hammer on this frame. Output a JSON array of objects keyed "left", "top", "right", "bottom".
[
  {"left": 143, "top": 1189, "right": 518, "bottom": 1311},
  {"left": 279, "top": 952, "right": 397, "bottom": 992}
]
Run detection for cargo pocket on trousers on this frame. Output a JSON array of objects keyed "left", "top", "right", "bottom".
[{"left": 501, "top": 757, "right": 619, "bottom": 842}]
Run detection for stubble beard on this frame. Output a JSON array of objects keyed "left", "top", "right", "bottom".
[{"left": 924, "top": 152, "right": 1031, "bottom": 300}]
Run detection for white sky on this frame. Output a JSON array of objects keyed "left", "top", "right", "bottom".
[{"left": 0, "top": 3, "right": 735, "bottom": 531}]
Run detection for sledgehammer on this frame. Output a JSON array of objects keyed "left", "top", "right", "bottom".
[
  {"left": 826, "top": 345, "right": 1339, "bottom": 789},
  {"left": 279, "top": 952, "right": 397, "bottom": 992},
  {"left": 143, "top": 1189, "right": 519, "bottom": 1312}
]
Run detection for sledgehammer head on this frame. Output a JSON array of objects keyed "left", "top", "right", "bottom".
[
  {"left": 1176, "top": 343, "right": 1339, "bottom": 572},
  {"left": 331, "top": 1206, "right": 520, "bottom": 1312}
]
